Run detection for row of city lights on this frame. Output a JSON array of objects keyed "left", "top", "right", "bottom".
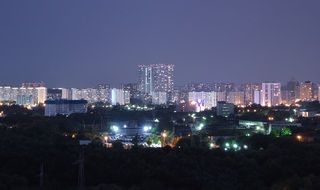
[{"left": 111, "top": 125, "right": 153, "bottom": 133}]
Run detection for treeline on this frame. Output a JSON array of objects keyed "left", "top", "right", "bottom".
[{"left": 1, "top": 123, "right": 320, "bottom": 189}]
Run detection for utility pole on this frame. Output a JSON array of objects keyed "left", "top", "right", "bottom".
[
  {"left": 39, "top": 162, "right": 44, "bottom": 190},
  {"left": 78, "top": 147, "right": 85, "bottom": 190},
  {"left": 74, "top": 147, "right": 85, "bottom": 190}
]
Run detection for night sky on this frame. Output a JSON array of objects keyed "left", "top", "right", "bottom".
[{"left": 0, "top": 0, "right": 319, "bottom": 88}]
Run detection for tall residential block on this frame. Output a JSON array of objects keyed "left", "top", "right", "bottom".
[
  {"left": 299, "top": 81, "right": 313, "bottom": 101},
  {"left": 261, "top": 83, "right": 281, "bottom": 107},
  {"left": 138, "top": 64, "right": 174, "bottom": 95},
  {"left": 188, "top": 91, "right": 217, "bottom": 111}
]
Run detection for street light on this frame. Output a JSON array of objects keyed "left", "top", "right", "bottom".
[
  {"left": 111, "top": 125, "right": 119, "bottom": 132},
  {"left": 296, "top": 135, "right": 303, "bottom": 142},
  {"left": 162, "top": 131, "right": 167, "bottom": 138},
  {"left": 161, "top": 130, "right": 167, "bottom": 147},
  {"left": 143, "top": 126, "right": 152, "bottom": 132}
]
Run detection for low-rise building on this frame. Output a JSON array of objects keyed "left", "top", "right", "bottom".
[
  {"left": 217, "top": 101, "right": 235, "bottom": 117},
  {"left": 45, "top": 100, "right": 88, "bottom": 116}
]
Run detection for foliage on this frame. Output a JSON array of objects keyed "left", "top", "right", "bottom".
[
  {"left": 1, "top": 106, "right": 320, "bottom": 189},
  {"left": 146, "top": 135, "right": 161, "bottom": 146},
  {"left": 271, "top": 127, "right": 292, "bottom": 138}
]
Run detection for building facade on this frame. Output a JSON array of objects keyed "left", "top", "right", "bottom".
[
  {"left": 188, "top": 91, "right": 217, "bottom": 111},
  {"left": 138, "top": 64, "right": 174, "bottom": 95},
  {"left": 97, "top": 84, "right": 111, "bottom": 103},
  {"left": 299, "top": 81, "right": 313, "bottom": 101},
  {"left": 71, "top": 88, "right": 99, "bottom": 103},
  {"left": 261, "top": 83, "right": 281, "bottom": 107},
  {"left": 243, "top": 84, "right": 261, "bottom": 105},
  {"left": 111, "top": 88, "right": 130, "bottom": 105},
  {"left": 0, "top": 86, "right": 47, "bottom": 106},
  {"left": 122, "top": 83, "right": 139, "bottom": 99},
  {"left": 45, "top": 100, "right": 88, "bottom": 116},
  {"left": 227, "top": 91, "right": 245, "bottom": 106},
  {"left": 151, "top": 91, "right": 167, "bottom": 105},
  {"left": 217, "top": 101, "right": 235, "bottom": 117}
]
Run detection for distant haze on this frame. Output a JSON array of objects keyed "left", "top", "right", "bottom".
[{"left": 0, "top": 0, "right": 320, "bottom": 87}]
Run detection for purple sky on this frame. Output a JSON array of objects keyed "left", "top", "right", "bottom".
[{"left": 0, "top": 0, "right": 319, "bottom": 88}]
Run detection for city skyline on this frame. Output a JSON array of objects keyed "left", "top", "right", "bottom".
[
  {"left": 0, "top": 78, "right": 319, "bottom": 89},
  {"left": 1, "top": 78, "right": 319, "bottom": 108},
  {"left": 1, "top": 1, "right": 320, "bottom": 87},
  {"left": 2, "top": 2, "right": 320, "bottom": 189}
]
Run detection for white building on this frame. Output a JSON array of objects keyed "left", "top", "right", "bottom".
[
  {"left": 111, "top": 89, "right": 130, "bottom": 105},
  {"left": 227, "top": 91, "right": 245, "bottom": 106},
  {"left": 97, "top": 84, "right": 111, "bottom": 103},
  {"left": 261, "top": 83, "right": 281, "bottom": 107},
  {"left": 36, "top": 87, "right": 47, "bottom": 104},
  {"left": 71, "top": 88, "right": 99, "bottom": 103},
  {"left": 60, "top": 88, "right": 72, "bottom": 100},
  {"left": 152, "top": 91, "right": 167, "bottom": 105},
  {"left": 124, "top": 90, "right": 131, "bottom": 105},
  {"left": 216, "top": 91, "right": 227, "bottom": 102},
  {"left": 0, "top": 86, "right": 47, "bottom": 106},
  {"left": 138, "top": 64, "right": 174, "bottom": 94},
  {"left": 188, "top": 91, "right": 217, "bottom": 112},
  {"left": 254, "top": 90, "right": 261, "bottom": 105}
]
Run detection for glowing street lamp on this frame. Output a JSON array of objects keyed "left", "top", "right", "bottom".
[
  {"left": 296, "top": 135, "right": 303, "bottom": 142},
  {"left": 233, "top": 143, "right": 238, "bottom": 149},
  {"left": 143, "top": 126, "right": 152, "bottom": 132},
  {"left": 111, "top": 125, "right": 119, "bottom": 133},
  {"left": 162, "top": 131, "right": 167, "bottom": 138},
  {"left": 196, "top": 123, "right": 205, "bottom": 131},
  {"left": 161, "top": 130, "right": 167, "bottom": 147},
  {"left": 268, "top": 116, "right": 274, "bottom": 121},
  {"left": 288, "top": 118, "right": 295, "bottom": 123}
]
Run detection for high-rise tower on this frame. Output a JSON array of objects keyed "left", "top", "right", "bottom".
[{"left": 138, "top": 64, "right": 174, "bottom": 94}]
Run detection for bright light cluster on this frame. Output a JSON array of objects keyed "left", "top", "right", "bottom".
[
  {"left": 224, "top": 142, "right": 248, "bottom": 151},
  {"left": 143, "top": 126, "right": 152, "bottom": 132},
  {"left": 111, "top": 125, "right": 119, "bottom": 132}
]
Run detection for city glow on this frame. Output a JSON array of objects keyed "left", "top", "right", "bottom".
[
  {"left": 143, "top": 126, "right": 152, "bottom": 132},
  {"left": 196, "top": 123, "right": 205, "bottom": 131},
  {"left": 296, "top": 135, "right": 303, "bottom": 142},
  {"left": 161, "top": 131, "right": 167, "bottom": 138},
  {"left": 112, "top": 125, "right": 119, "bottom": 132}
]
